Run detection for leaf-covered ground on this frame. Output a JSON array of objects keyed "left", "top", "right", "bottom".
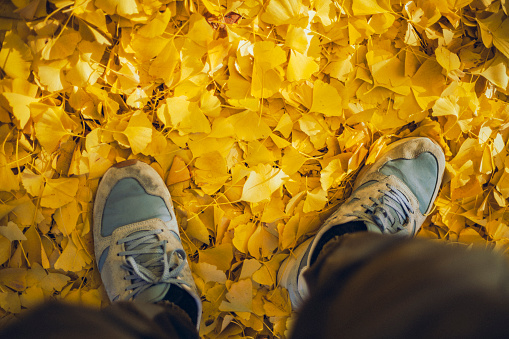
[{"left": 0, "top": 0, "right": 509, "bottom": 337}]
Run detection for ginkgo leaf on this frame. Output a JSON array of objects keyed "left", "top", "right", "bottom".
[
  {"left": 435, "top": 46, "right": 461, "bottom": 73},
  {"left": 123, "top": 111, "right": 153, "bottom": 154},
  {"left": 0, "top": 93, "right": 37, "bottom": 129},
  {"left": 480, "top": 52, "right": 509, "bottom": 89},
  {"left": 219, "top": 279, "right": 253, "bottom": 313},
  {"left": 95, "top": 0, "right": 139, "bottom": 15},
  {"left": 199, "top": 243, "right": 233, "bottom": 272},
  {"left": 167, "top": 156, "right": 191, "bottom": 185},
  {"left": 0, "top": 32, "right": 32, "bottom": 79},
  {"left": 285, "top": 26, "right": 309, "bottom": 53},
  {"left": 149, "top": 39, "right": 179, "bottom": 84},
  {"left": 54, "top": 200, "right": 79, "bottom": 236},
  {"left": 262, "top": 0, "right": 302, "bottom": 25},
  {"left": 34, "top": 107, "right": 74, "bottom": 152},
  {"left": 477, "top": 11, "right": 509, "bottom": 59},
  {"left": 0, "top": 222, "right": 27, "bottom": 241},
  {"left": 247, "top": 224, "right": 278, "bottom": 259},
  {"left": 41, "top": 29, "right": 81, "bottom": 61},
  {"left": 263, "top": 288, "right": 291, "bottom": 317},
  {"left": 162, "top": 97, "right": 211, "bottom": 135},
  {"left": 281, "top": 146, "right": 307, "bottom": 175},
  {"left": 287, "top": 50, "right": 319, "bottom": 82},
  {"left": 303, "top": 187, "right": 328, "bottom": 213},
  {"left": 233, "top": 222, "right": 257, "bottom": 253},
  {"left": 37, "top": 59, "right": 67, "bottom": 92},
  {"left": 310, "top": 80, "right": 342, "bottom": 116},
  {"left": 274, "top": 113, "right": 293, "bottom": 138},
  {"left": 54, "top": 238, "right": 87, "bottom": 272},
  {"left": 351, "top": 0, "right": 390, "bottom": 15},
  {"left": 194, "top": 262, "right": 227, "bottom": 283},
  {"left": 138, "top": 9, "right": 172, "bottom": 38},
  {"left": 0, "top": 153, "right": 20, "bottom": 192},
  {"left": 241, "top": 164, "right": 289, "bottom": 203},
  {"left": 226, "top": 110, "right": 272, "bottom": 141},
  {"left": 40, "top": 178, "right": 80, "bottom": 209}
]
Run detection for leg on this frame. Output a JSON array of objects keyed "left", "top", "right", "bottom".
[
  {"left": 0, "top": 300, "right": 198, "bottom": 339},
  {"left": 291, "top": 232, "right": 509, "bottom": 339}
]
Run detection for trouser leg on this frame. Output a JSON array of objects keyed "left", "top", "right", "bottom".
[
  {"left": 0, "top": 300, "right": 199, "bottom": 339},
  {"left": 291, "top": 232, "right": 509, "bottom": 339}
]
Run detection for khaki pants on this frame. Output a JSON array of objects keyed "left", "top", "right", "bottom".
[{"left": 3, "top": 232, "right": 509, "bottom": 338}]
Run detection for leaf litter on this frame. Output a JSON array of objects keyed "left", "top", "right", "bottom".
[{"left": 0, "top": 0, "right": 509, "bottom": 337}]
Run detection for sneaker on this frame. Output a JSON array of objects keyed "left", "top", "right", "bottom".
[
  {"left": 278, "top": 137, "right": 446, "bottom": 309},
  {"left": 93, "top": 159, "right": 202, "bottom": 328}
]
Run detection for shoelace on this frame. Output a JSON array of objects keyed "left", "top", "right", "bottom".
[
  {"left": 117, "top": 229, "right": 190, "bottom": 300},
  {"left": 347, "top": 183, "right": 416, "bottom": 235}
]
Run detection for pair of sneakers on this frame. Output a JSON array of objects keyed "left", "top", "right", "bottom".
[{"left": 93, "top": 137, "right": 445, "bottom": 325}]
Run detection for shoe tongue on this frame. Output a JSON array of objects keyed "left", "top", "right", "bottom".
[
  {"left": 126, "top": 231, "right": 165, "bottom": 276},
  {"left": 356, "top": 182, "right": 406, "bottom": 232},
  {"left": 136, "top": 283, "right": 172, "bottom": 303},
  {"left": 126, "top": 231, "right": 169, "bottom": 302},
  {"left": 374, "top": 194, "right": 407, "bottom": 232}
]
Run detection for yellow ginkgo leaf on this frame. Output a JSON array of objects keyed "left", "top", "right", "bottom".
[
  {"left": 95, "top": 0, "right": 139, "bottom": 15},
  {"left": 41, "top": 177, "right": 79, "bottom": 209},
  {"left": 41, "top": 29, "right": 81, "bottom": 61},
  {"left": 281, "top": 146, "right": 307, "bottom": 175},
  {"left": 194, "top": 151, "right": 229, "bottom": 194},
  {"left": 149, "top": 39, "right": 179, "bottom": 84},
  {"left": 351, "top": 0, "right": 390, "bottom": 15},
  {"left": 123, "top": 111, "right": 153, "bottom": 154},
  {"left": 303, "top": 187, "right": 328, "bottom": 213},
  {"left": 54, "top": 238, "right": 87, "bottom": 272},
  {"left": 241, "top": 164, "right": 289, "bottom": 203},
  {"left": 219, "top": 279, "right": 253, "bottom": 313},
  {"left": 0, "top": 153, "right": 19, "bottom": 192},
  {"left": 477, "top": 11, "right": 509, "bottom": 59},
  {"left": 247, "top": 224, "right": 278, "bottom": 259},
  {"left": 287, "top": 50, "right": 319, "bottom": 82},
  {"left": 262, "top": 0, "right": 302, "bottom": 25},
  {"left": 163, "top": 97, "right": 211, "bottom": 135},
  {"left": 194, "top": 262, "right": 227, "bottom": 283},
  {"left": 285, "top": 26, "right": 309, "bottom": 53},
  {"left": 167, "top": 156, "right": 191, "bottom": 185},
  {"left": 37, "top": 59, "right": 67, "bottom": 92},
  {"left": 435, "top": 46, "right": 461, "bottom": 73},
  {"left": 274, "top": 113, "right": 293, "bottom": 138},
  {"left": 34, "top": 107, "right": 75, "bottom": 152},
  {"left": 480, "top": 52, "right": 509, "bottom": 89},
  {"left": 320, "top": 157, "right": 347, "bottom": 191},
  {"left": 226, "top": 110, "right": 272, "bottom": 141},
  {"left": 138, "top": 8, "right": 172, "bottom": 38},
  {"left": 310, "top": 80, "right": 342, "bottom": 116},
  {"left": 0, "top": 222, "right": 27, "bottom": 242},
  {"left": 187, "top": 214, "right": 211, "bottom": 244},
  {"left": 0, "top": 32, "right": 32, "bottom": 80},
  {"left": 252, "top": 253, "right": 288, "bottom": 286},
  {"left": 54, "top": 200, "right": 79, "bottom": 236},
  {"left": 232, "top": 222, "right": 257, "bottom": 253},
  {"left": 263, "top": 288, "right": 291, "bottom": 317},
  {"left": 199, "top": 243, "right": 233, "bottom": 272}
]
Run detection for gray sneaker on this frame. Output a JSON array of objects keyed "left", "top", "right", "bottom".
[
  {"left": 278, "top": 137, "right": 446, "bottom": 309},
  {"left": 93, "top": 160, "right": 201, "bottom": 327}
]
